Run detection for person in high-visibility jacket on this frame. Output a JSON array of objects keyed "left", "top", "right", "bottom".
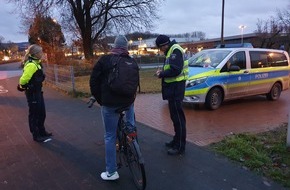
[
  {"left": 18, "top": 44, "right": 52, "bottom": 142},
  {"left": 155, "top": 35, "right": 188, "bottom": 155}
]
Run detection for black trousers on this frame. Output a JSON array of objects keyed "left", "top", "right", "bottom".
[
  {"left": 25, "top": 90, "right": 46, "bottom": 137},
  {"left": 168, "top": 99, "right": 186, "bottom": 151}
]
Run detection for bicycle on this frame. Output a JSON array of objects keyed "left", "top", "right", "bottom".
[
  {"left": 87, "top": 97, "right": 146, "bottom": 190},
  {"left": 115, "top": 106, "right": 146, "bottom": 190}
]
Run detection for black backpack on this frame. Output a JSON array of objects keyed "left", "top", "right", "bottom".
[{"left": 108, "top": 55, "right": 139, "bottom": 96}]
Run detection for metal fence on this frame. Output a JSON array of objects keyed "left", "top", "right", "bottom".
[
  {"left": 43, "top": 62, "right": 161, "bottom": 96},
  {"left": 43, "top": 63, "right": 92, "bottom": 96}
]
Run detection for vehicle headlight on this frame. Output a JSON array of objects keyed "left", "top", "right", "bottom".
[{"left": 186, "top": 77, "right": 208, "bottom": 88}]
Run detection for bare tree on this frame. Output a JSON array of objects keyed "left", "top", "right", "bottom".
[
  {"left": 9, "top": 0, "right": 163, "bottom": 60},
  {"left": 277, "top": 8, "right": 290, "bottom": 32},
  {"left": 255, "top": 6, "right": 290, "bottom": 51},
  {"left": 8, "top": 0, "right": 53, "bottom": 30},
  {"left": 59, "top": 0, "right": 162, "bottom": 60}
]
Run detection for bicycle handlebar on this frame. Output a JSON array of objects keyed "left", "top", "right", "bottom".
[{"left": 87, "top": 96, "right": 96, "bottom": 108}]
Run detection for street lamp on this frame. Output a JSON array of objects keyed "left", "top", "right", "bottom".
[
  {"left": 239, "top": 25, "right": 246, "bottom": 44},
  {"left": 138, "top": 37, "right": 142, "bottom": 46},
  {"left": 129, "top": 40, "right": 133, "bottom": 51},
  {"left": 137, "top": 37, "right": 142, "bottom": 55}
]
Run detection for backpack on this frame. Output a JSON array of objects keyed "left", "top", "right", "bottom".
[{"left": 108, "top": 55, "right": 139, "bottom": 96}]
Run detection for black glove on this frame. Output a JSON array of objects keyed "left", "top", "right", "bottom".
[
  {"left": 17, "top": 84, "right": 26, "bottom": 92},
  {"left": 87, "top": 96, "right": 96, "bottom": 108}
]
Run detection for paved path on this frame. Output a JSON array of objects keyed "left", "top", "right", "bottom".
[
  {"left": 135, "top": 91, "right": 290, "bottom": 146},
  {"left": 0, "top": 67, "right": 288, "bottom": 189}
]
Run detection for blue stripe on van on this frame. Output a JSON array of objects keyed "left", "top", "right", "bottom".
[{"left": 186, "top": 69, "right": 289, "bottom": 90}]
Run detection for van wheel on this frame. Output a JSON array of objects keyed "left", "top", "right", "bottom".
[
  {"left": 205, "top": 87, "right": 223, "bottom": 110},
  {"left": 266, "top": 82, "right": 282, "bottom": 101}
]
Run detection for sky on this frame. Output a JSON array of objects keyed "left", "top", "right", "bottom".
[{"left": 0, "top": 0, "right": 289, "bottom": 43}]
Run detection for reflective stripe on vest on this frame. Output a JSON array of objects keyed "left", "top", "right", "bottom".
[{"left": 164, "top": 44, "right": 189, "bottom": 83}]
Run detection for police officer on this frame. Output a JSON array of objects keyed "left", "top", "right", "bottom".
[
  {"left": 18, "top": 44, "right": 52, "bottom": 142},
  {"left": 155, "top": 35, "right": 188, "bottom": 155}
]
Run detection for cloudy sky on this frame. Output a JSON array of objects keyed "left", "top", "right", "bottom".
[{"left": 0, "top": 0, "right": 289, "bottom": 43}]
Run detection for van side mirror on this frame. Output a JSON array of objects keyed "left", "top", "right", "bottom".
[{"left": 229, "top": 65, "right": 240, "bottom": 71}]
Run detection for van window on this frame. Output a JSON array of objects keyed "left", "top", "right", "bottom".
[
  {"left": 268, "top": 52, "right": 288, "bottom": 66},
  {"left": 230, "top": 52, "right": 246, "bottom": 69},
  {"left": 221, "top": 51, "right": 246, "bottom": 72},
  {"left": 250, "top": 51, "right": 288, "bottom": 68},
  {"left": 188, "top": 50, "right": 231, "bottom": 68}
]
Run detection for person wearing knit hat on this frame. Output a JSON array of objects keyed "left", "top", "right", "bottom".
[
  {"left": 111, "top": 35, "right": 129, "bottom": 55},
  {"left": 155, "top": 35, "right": 170, "bottom": 48},
  {"left": 90, "top": 34, "right": 139, "bottom": 180},
  {"left": 155, "top": 34, "right": 187, "bottom": 156},
  {"left": 114, "top": 35, "right": 128, "bottom": 50}
]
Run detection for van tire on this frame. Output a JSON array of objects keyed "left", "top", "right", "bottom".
[
  {"left": 205, "top": 87, "right": 223, "bottom": 110},
  {"left": 266, "top": 82, "right": 282, "bottom": 101}
]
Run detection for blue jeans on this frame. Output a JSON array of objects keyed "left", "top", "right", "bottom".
[{"left": 101, "top": 103, "right": 135, "bottom": 174}]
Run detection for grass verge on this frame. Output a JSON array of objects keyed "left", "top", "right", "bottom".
[
  {"left": 55, "top": 68, "right": 162, "bottom": 97},
  {"left": 209, "top": 123, "right": 290, "bottom": 188}
]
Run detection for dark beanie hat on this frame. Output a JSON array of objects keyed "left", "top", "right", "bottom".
[
  {"left": 114, "top": 35, "right": 128, "bottom": 50},
  {"left": 155, "top": 35, "right": 170, "bottom": 48}
]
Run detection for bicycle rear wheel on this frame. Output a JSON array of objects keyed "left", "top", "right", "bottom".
[{"left": 126, "top": 139, "right": 146, "bottom": 190}]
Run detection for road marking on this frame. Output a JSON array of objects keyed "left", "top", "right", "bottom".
[
  {"left": 0, "top": 85, "right": 8, "bottom": 93},
  {"left": 0, "top": 70, "right": 22, "bottom": 80}
]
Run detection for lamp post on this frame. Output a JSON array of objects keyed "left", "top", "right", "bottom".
[
  {"left": 137, "top": 37, "right": 142, "bottom": 55},
  {"left": 129, "top": 40, "right": 133, "bottom": 51},
  {"left": 220, "top": 0, "right": 225, "bottom": 47},
  {"left": 138, "top": 37, "right": 142, "bottom": 46},
  {"left": 239, "top": 25, "right": 246, "bottom": 44}
]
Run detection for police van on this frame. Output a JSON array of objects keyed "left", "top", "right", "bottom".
[{"left": 183, "top": 48, "right": 290, "bottom": 110}]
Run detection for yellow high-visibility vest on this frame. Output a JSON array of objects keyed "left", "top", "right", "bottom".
[{"left": 164, "top": 44, "right": 189, "bottom": 83}]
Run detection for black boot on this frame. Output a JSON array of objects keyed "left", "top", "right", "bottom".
[
  {"left": 167, "top": 148, "right": 185, "bottom": 155},
  {"left": 42, "top": 131, "right": 53, "bottom": 137},
  {"left": 165, "top": 140, "right": 176, "bottom": 148},
  {"left": 39, "top": 130, "right": 53, "bottom": 137}
]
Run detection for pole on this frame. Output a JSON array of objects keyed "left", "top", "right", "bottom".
[
  {"left": 239, "top": 25, "right": 246, "bottom": 44},
  {"left": 287, "top": 114, "right": 290, "bottom": 147},
  {"left": 220, "top": 0, "right": 225, "bottom": 47},
  {"left": 241, "top": 27, "right": 244, "bottom": 44}
]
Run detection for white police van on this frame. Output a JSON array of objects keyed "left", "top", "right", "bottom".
[{"left": 183, "top": 48, "right": 290, "bottom": 110}]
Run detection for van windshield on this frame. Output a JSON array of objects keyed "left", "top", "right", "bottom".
[{"left": 188, "top": 50, "right": 231, "bottom": 68}]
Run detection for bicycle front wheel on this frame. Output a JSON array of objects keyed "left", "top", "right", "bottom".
[{"left": 126, "top": 139, "right": 146, "bottom": 190}]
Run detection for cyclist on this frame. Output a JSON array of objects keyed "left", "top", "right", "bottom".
[{"left": 89, "top": 35, "right": 139, "bottom": 180}]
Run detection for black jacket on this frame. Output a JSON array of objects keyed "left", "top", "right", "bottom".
[
  {"left": 89, "top": 54, "right": 136, "bottom": 107},
  {"left": 159, "top": 40, "right": 185, "bottom": 101}
]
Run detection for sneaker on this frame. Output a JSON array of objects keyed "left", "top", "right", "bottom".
[{"left": 100, "top": 171, "right": 119, "bottom": 181}]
